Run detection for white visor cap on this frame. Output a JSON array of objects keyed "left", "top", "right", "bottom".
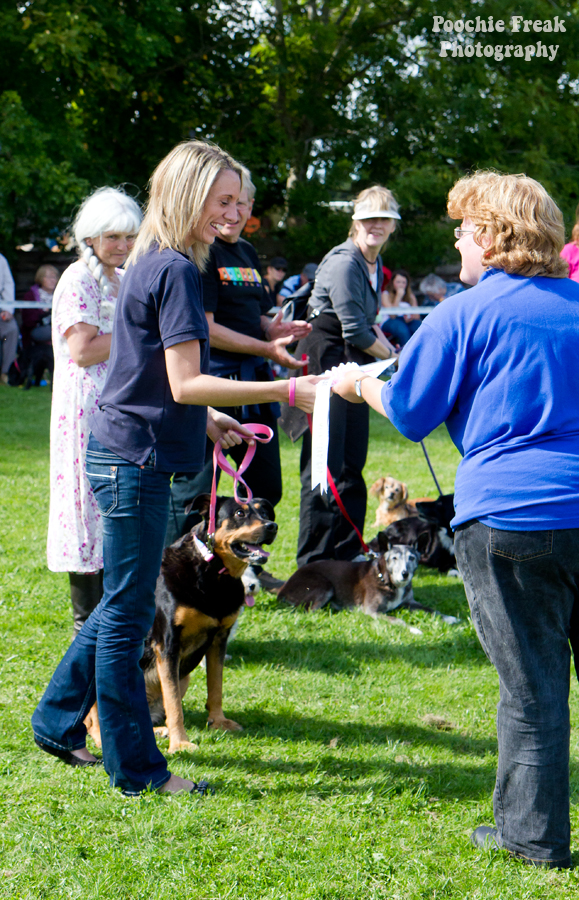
[{"left": 352, "top": 203, "right": 401, "bottom": 221}]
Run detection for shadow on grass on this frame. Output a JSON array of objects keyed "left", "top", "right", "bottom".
[
  {"left": 182, "top": 707, "right": 497, "bottom": 757},
  {"left": 171, "top": 711, "right": 579, "bottom": 805},
  {"left": 170, "top": 717, "right": 498, "bottom": 800},
  {"left": 229, "top": 632, "right": 488, "bottom": 674},
  {"left": 191, "top": 754, "right": 497, "bottom": 802}
]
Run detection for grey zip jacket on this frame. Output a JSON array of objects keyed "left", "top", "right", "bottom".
[{"left": 308, "top": 238, "right": 381, "bottom": 351}]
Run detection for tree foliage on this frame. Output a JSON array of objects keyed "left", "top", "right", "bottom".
[{"left": 3, "top": 0, "right": 579, "bottom": 269}]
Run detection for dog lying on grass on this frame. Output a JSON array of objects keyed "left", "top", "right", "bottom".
[
  {"left": 368, "top": 517, "right": 460, "bottom": 625},
  {"left": 86, "top": 494, "right": 277, "bottom": 754},
  {"left": 277, "top": 544, "right": 425, "bottom": 632}
]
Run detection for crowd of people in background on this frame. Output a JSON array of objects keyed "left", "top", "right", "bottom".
[{"left": 1, "top": 230, "right": 483, "bottom": 390}]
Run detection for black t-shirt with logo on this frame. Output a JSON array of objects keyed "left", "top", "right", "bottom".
[{"left": 202, "top": 236, "right": 270, "bottom": 364}]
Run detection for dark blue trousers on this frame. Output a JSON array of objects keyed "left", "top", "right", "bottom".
[{"left": 455, "top": 521, "right": 579, "bottom": 866}]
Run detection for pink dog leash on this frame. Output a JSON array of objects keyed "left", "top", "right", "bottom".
[{"left": 206, "top": 423, "right": 274, "bottom": 555}]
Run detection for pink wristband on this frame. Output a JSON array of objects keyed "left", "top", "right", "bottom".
[{"left": 288, "top": 377, "right": 296, "bottom": 407}]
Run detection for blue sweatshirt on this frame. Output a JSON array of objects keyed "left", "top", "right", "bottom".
[{"left": 381, "top": 268, "right": 579, "bottom": 530}]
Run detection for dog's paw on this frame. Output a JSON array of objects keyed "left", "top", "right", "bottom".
[
  {"left": 208, "top": 717, "right": 243, "bottom": 732},
  {"left": 153, "top": 726, "right": 170, "bottom": 737},
  {"left": 447, "top": 568, "right": 462, "bottom": 578},
  {"left": 408, "top": 625, "right": 423, "bottom": 635},
  {"left": 168, "top": 740, "right": 199, "bottom": 754},
  {"left": 440, "top": 614, "right": 460, "bottom": 625},
  {"left": 84, "top": 709, "right": 102, "bottom": 749}
]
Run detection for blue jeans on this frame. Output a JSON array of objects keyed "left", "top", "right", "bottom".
[
  {"left": 32, "top": 436, "right": 172, "bottom": 795},
  {"left": 381, "top": 317, "right": 420, "bottom": 347},
  {"left": 455, "top": 521, "right": 579, "bottom": 866}
]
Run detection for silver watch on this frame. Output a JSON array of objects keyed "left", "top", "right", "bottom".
[{"left": 355, "top": 375, "right": 368, "bottom": 398}]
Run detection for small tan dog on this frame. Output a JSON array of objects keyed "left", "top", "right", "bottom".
[{"left": 369, "top": 476, "right": 421, "bottom": 529}]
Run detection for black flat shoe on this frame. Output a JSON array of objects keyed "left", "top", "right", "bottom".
[
  {"left": 34, "top": 736, "right": 101, "bottom": 768},
  {"left": 124, "top": 779, "right": 215, "bottom": 798},
  {"left": 190, "top": 780, "right": 214, "bottom": 796}
]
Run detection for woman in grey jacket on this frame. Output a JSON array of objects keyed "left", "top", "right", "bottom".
[{"left": 296, "top": 186, "right": 398, "bottom": 565}]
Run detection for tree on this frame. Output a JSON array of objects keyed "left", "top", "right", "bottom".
[{"left": 3, "top": 0, "right": 579, "bottom": 271}]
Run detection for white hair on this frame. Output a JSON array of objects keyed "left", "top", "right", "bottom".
[
  {"left": 73, "top": 187, "right": 142, "bottom": 297},
  {"left": 238, "top": 164, "right": 256, "bottom": 200}
]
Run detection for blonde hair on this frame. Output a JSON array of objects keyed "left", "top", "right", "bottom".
[
  {"left": 35, "top": 264, "right": 59, "bottom": 286},
  {"left": 127, "top": 141, "right": 242, "bottom": 270},
  {"left": 349, "top": 185, "right": 400, "bottom": 240},
  {"left": 447, "top": 171, "right": 567, "bottom": 278},
  {"left": 73, "top": 186, "right": 142, "bottom": 297}
]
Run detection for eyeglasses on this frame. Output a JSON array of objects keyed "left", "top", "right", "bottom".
[{"left": 454, "top": 227, "right": 475, "bottom": 239}]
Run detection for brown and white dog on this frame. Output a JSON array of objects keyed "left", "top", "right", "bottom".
[
  {"left": 277, "top": 542, "right": 423, "bottom": 632},
  {"left": 85, "top": 494, "right": 277, "bottom": 754},
  {"left": 369, "top": 476, "right": 424, "bottom": 529}
]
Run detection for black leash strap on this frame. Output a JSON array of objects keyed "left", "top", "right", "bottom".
[{"left": 420, "top": 440, "right": 443, "bottom": 497}]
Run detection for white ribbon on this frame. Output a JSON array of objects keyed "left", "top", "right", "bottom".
[{"left": 311, "top": 358, "right": 398, "bottom": 493}]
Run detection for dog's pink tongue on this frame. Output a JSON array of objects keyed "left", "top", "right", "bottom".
[
  {"left": 246, "top": 544, "right": 269, "bottom": 558},
  {"left": 245, "top": 594, "right": 255, "bottom": 607}
]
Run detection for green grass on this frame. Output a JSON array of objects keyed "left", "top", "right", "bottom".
[{"left": 2, "top": 384, "right": 579, "bottom": 898}]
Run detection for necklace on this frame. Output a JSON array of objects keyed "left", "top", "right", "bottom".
[{"left": 355, "top": 245, "right": 378, "bottom": 266}]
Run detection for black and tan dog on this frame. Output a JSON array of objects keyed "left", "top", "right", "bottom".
[{"left": 86, "top": 494, "right": 277, "bottom": 754}]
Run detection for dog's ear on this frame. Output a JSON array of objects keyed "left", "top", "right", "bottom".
[
  {"left": 401, "top": 481, "right": 408, "bottom": 501},
  {"left": 185, "top": 493, "right": 211, "bottom": 520},
  {"left": 377, "top": 529, "right": 391, "bottom": 552},
  {"left": 416, "top": 527, "right": 436, "bottom": 558},
  {"left": 369, "top": 478, "right": 384, "bottom": 497}
]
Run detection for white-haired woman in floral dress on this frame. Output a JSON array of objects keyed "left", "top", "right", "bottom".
[{"left": 47, "top": 187, "right": 142, "bottom": 634}]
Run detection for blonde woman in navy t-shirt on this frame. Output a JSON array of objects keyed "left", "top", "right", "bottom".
[{"left": 32, "top": 141, "right": 319, "bottom": 797}]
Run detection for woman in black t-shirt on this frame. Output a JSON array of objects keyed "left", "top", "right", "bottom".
[{"left": 32, "top": 141, "right": 319, "bottom": 798}]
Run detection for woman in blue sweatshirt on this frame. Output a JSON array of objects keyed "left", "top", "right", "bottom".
[{"left": 335, "top": 172, "right": 578, "bottom": 869}]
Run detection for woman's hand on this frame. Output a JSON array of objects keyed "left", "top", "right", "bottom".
[
  {"left": 372, "top": 324, "right": 398, "bottom": 355},
  {"left": 262, "top": 311, "right": 312, "bottom": 343},
  {"left": 331, "top": 370, "right": 365, "bottom": 404},
  {"left": 266, "top": 335, "right": 309, "bottom": 370},
  {"left": 292, "top": 375, "right": 324, "bottom": 414},
  {"left": 206, "top": 409, "right": 255, "bottom": 449}
]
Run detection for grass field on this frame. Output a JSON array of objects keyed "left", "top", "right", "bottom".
[{"left": 2, "top": 383, "right": 579, "bottom": 898}]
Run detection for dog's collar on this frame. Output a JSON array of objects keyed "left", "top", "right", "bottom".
[
  {"left": 193, "top": 534, "right": 214, "bottom": 562},
  {"left": 372, "top": 557, "right": 385, "bottom": 583}
]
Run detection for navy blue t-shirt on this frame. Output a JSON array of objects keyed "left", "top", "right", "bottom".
[
  {"left": 381, "top": 268, "right": 579, "bottom": 530},
  {"left": 91, "top": 246, "right": 210, "bottom": 472}
]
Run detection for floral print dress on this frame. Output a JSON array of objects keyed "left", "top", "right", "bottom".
[{"left": 47, "top": 260, "right": 121, "bottom": 573}]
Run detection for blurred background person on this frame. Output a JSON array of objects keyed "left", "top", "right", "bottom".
[
  {"left": 278, "top": 262, "right": 318, "bottom": 300},
  {"left": 295, "top": 185, "right": 398, "bottom": 567},
  {"left": 560, "top": 206, "right": 579, "bottom": 281},
  {"left": 419, "top": 273, "right": 447, "bottom": 304},
  {"left": 47, "top": 187, "right": 142, "bottom": 636},
  {"left": 0, "top": 252, "right": 18, "bottom": 384},
  {"left": 20, "top": 264, "right": 59, "bottom": 389},
  {"left": 379, "top": 268, "right": 421, "bottom": 347},
  {"left": 263, "top": 256, "right": 288, "bottom": 307}
]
